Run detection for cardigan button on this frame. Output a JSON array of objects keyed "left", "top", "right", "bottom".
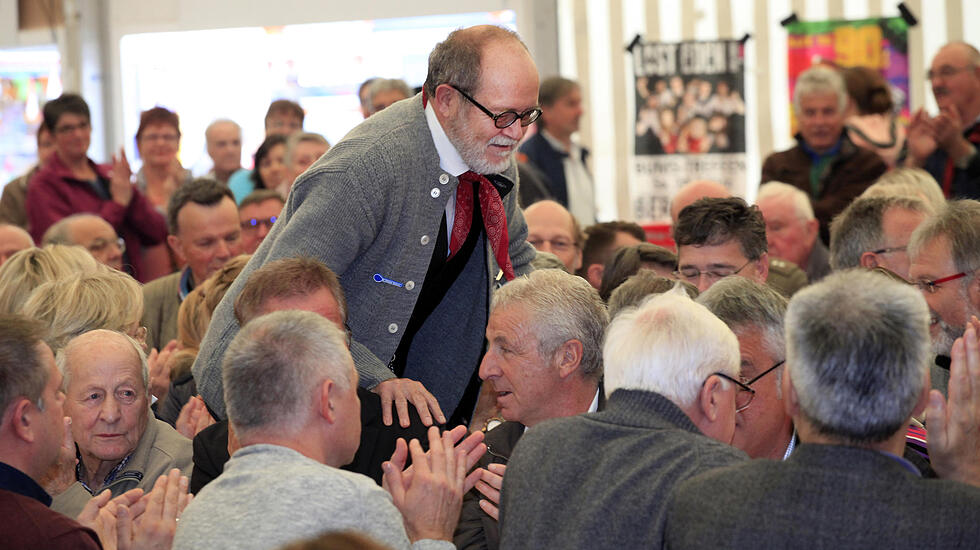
[
  {"left": 431, "top": 188, "right": 441, "bottom": 198},
  {"left": 420, "top": 235, "right": 430, "bottom": 245},
  {"left": 405, "top": 281, "right": 415, "bottom": 291},
  {"left": 439, "top": 173, "right": 450, "bottom": 184},
  {"left": 388, "top": 323, "right": 398, "bottom": 334}
]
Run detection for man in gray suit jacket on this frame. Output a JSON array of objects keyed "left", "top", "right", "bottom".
[
  {"left": 454, "top": 269, "right": 608, "bottom": 550},
  {"left": 498, "top": 286, "right": 749, "bottom": 549},
  {"left": 192, "top": 26, "right": 538, "bottom": 429},
  {"left": 665, "top": 270, "right": 980, "bottom": 549}
]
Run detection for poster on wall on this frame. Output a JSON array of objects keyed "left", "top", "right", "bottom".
[
  {"left": 784, "top": 16, "right": 910, "bottom": 134},
  {"left": 630, "top": 39, "right": 747, "bottom": 223}
]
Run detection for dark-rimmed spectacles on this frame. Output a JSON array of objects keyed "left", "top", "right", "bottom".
[
  {"left": 449, "top": 85, "right": 542, "bottom": 129},
  {"left": 744, "top": 360, "right": 785, "bottom": 386},
  {"left": 710, "top": 372, "right": 756, "bottom": 413},
  {"left": 871, "top": 246, "right": 906, "bottom": 255}
]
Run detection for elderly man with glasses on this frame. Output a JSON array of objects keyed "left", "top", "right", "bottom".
[
  {"left": 906, "top": 42, "right": 980, "bottom": 199},
  {"left": 41, "top": 213, "right": 126, "bottom": 272},
  {"left": 193, "top": 25, "right": 539, "bottom": 432},
  {"left": 698, "top": 276, "right": 793, "bottom": 461},
  {"left": 909, "top": 199, "right": 980, "bottom": 389},
  {"left": 498, "top": 286, "right": 747, "bottom": 549},
  {"left": 664, "top": 269, "right": 980, "bottom": 549}
]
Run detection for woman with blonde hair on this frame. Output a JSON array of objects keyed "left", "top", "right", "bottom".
[
  {"left": 0, "top": 244, "right": 100, "bottom": 314},
  {"left": 21, "top": 268, "right": 143, "bottom": 353}
]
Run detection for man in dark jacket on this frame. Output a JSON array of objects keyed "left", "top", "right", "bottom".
[
  {"left": 454, "top": 269, "right": 608, "bottom": 550},
  {"left": 761, "top": 66, "right": 886, "bottom": 243}
]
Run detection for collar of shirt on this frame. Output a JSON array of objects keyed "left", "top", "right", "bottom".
[
  {"left": 178, "top": 267, "right": 195, "bottom": 301},
  {"left": 424, "top": 100, "right": 469, "bottom": 178},
  {"left": 588, "top": 387, "right": 601, "bottom": 413},
  {"left": 424, "top": 100, "right": 467, "bottom": 249},
  {"left": 0, "top": 461, "right": 51, "bottom": 506},
  {"left": 76, "top": 453, "right": 134, "bottom": 495},
  {"left": 783, "top": 429, "right": 798, "bottom": 460}
]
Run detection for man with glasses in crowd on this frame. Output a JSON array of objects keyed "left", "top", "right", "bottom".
[
  {"left": 906, "top": 42, "right": 980, "bottom": 199},
  {"left": 673, "top": 197, "right": 770, "bottom": 294},
  {"left": 237, "top": 189, "right": 284, "bottom": 254},
  {"left": 698, "top": 277, "right": 794, "bottom": 461},
  {"left": 523, "top": 199, "right": 583, "bottom": 273},
  {"left": 498, "top": 287, "right": 748, "bottom": 549},
  {"left": 664, "top": 270, "right": 980, "bottom": 548},
  {"left": 193, "top": 25, "right": 539, "bottom": 432},
  {"left": 909, "top": 199, "right": 980, "bottom": 382},
  {"left": 830, "top": 194, "right": 932, "bottom": 280},
  {"left": 42, "top": 213, "right": 126, "bottom": 272}
]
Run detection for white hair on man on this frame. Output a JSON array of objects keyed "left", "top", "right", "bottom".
[
  {"left": 793, "top": 65, "right": 847, "bottom": 114},
  {"left": 786, "top": 270, "right": 930, "bottom": 443},
  {"left": 491, "top": 268, "right": 608, "bottom": 379},
  {"left": 603, "top": 285, "right": 739, "bottom": 405},
  {"left": 756, "top": 181, "right": 815, "bottom": 221},
  {"left": 223, "top": 310, "right": 353, "bottom": 439},
  {"left": 57, "top": 329, "right": 149, "bottom": 394}
]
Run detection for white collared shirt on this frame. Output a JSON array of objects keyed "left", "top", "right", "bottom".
[
  {"left": 541, "top": 130, "right": 596, "bottom": 226},
  {"left": 424, "top": 100, "right": 468, "bottom": 248}
]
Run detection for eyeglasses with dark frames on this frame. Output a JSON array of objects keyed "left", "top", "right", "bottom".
[
  {"left": 744, "top": 360, "right": 785, "bottom": 386},
  {"left": 710, "top": 372, "right": 756, "bottom": 413},
  {"left": 914, "top": 272, "right": 969, "bottom": 294},
  {"left": 448, "top": 84, "right": 542, "bottom": 129}
]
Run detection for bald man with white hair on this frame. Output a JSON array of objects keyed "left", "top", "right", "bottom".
[
  {"left": 0, "top": 223, "right": 34, "bottom": 266},
  {"left": 756, "top": 182, "right": 830, "bottom": 282}
]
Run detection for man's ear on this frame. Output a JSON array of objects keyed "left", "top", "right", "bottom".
[
  {"left": 698, "top": 375, "right": 728, "bottom": 422},
  {"left": 755, "top": 252, "right": 770, "bottom": 282},
  {"left": 804, "top": 219, "right": 819, "bottom": 245},
  {"left": 166, "top": 234, "right": 185, "bottom": 263},
  {"left": 586, "top": 264, "right": 604, "bottom": 289},
  {"left": 432, "top": 84, "right": 458, "bottom": 117},
  {"left": 554, "top": 339, "right": 584, "bottom": 379},
  {"left": 318, "top": 379, "right": 337, "bottom": 424},
  {"left": 859, "top": 251, "right": 879, "bottom": 269},
  {"left": 6, "top": 398, "right": 36, "bottom": 444}
]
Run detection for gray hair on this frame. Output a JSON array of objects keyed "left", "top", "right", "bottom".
[
  {"left": 698, "top": 277, "right": 788, "bottom": 391},
  {"left": 57, "top": 330, "right": 149, "bottom": 395},
  {"left": 423, "top": 25, "right": 526, "bottom": 100},
  {"left": 0, "top": 315, "right": 48, "bottom": 415},
  {"left": 608, "top": 272, "right": 697, "bottom": 319},
  {"left": 223, "top": 310, "right": 353, "bottom": 438},
  {"left": 909, "top": 199, "right": 980, "bottom": 275},
  {"left": 604, "top": 286, "right": 739, "bottom": 406},
  {"left": 793, "top": 65, "right": 847, "bottom": 115},
  {"left": 863, "top": 168, "right": 945, "bottom": 212},
  {"left": 756, "top": 181, "right": 814, "bottom": 221},
  {"left": 284, "top": 132, "right": 330, "bottom": 168},
  {"left": 830, "top": 195, "right": 930, "bottom": 270},
  {"left": 491, "top": 269, "right": 608, "bottom": 380},
  {"left": 785, "top": 270, "right": 929, "bottom": 443},
  {"left": 365, "top": 79, "right": 413, "bottom": 115}
]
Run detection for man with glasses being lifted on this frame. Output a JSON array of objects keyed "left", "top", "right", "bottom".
[{"left": 194, "top": 25, "right": 539, "bottom": 433}]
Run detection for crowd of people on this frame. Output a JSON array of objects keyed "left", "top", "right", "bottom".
[{"left": 2, "top": 23, "right": 980, "bottom": 550}]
